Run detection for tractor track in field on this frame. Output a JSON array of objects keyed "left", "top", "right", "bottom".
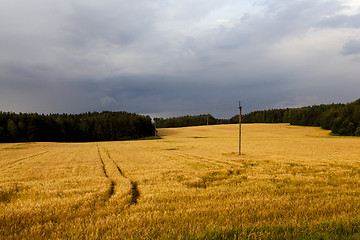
[
  {"left": 97, "top": 144, "right": 116, "bottom": 200},
  {"left": 97, "top": 145, "right": 109, "bottom": 178},
  {"left": 97, "top": 143, "right": 140, "bottom": 205},
  {"left": 103, "top": 148, "right": 125, "bottom": 177},
  {"left": 0, "top": 151, "right": 49, "bottom": 171}
]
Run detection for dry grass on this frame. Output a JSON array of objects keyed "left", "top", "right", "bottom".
[{"left": 1, "top": 123, "right": 360, "bottom": 239}]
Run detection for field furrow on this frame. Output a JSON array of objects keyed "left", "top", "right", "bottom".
[
  {"left": 96, "top": 143, "right": 140, "bottom": 206},
  {"left": 0, "top": 151, "right": 48, "bottom": 170}
]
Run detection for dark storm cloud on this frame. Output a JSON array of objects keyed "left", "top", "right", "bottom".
[
  {"left": 1, "top": 0, "right": 360, "bottom": 117},
  {"left": 0, "top": 71, "right": 291, "bottom": 117},
  {"left": 64, "top": 1, "right": 157, "bottom": 46},
  {"left": 65, "top": 75, "right": 297, "bottom": 117}
]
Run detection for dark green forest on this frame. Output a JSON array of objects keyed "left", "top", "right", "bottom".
[
  {"left": 0, "top": 111, "right": 154, "bottom": 143},
  {"left": 231, "top": 99, "right": 360, "bottom": 136}
]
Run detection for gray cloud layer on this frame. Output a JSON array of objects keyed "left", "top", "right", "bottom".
[{"left": 1, "top": 0, "right": 360, "bottom": 117}]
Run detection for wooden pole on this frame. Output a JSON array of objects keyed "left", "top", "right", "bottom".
[{"left": 239, "top": 101, "right": 242, "bottom": 155}]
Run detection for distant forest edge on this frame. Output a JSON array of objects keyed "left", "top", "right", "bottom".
[
  {"left": 1, "top": 98, "right": 359, "bottom": 142},
  {"left": 0, "top": 111, "right": 154, "bottom": 143},
  {"left": 155, "top": 114, "right": 230, "bottom": 128},
  {"left": 156, "top": 99, "right": 360, "bottom": 136}
]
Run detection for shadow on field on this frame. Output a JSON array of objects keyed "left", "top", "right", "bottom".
[{"left": 157, "top": 129, "right": 178, "bottom": 137}]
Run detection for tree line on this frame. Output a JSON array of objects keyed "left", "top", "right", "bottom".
[
  {"left": 155, "top": 99, "right": 360, "bottom": 136},
  {"left": 231, "top": 99, "right": 360, "bottom": 136},
  {"left": 0, "top": 111, "right": 154, "bottom": 143},
  {"left": 154, "top": 114, "right": 232, "bottom": 128},
  {"left": 155, "top": 114, "right": 217, "bottom": 128},
  {"left": 5, "top": 98, "right": 357, "bottom": 142}
]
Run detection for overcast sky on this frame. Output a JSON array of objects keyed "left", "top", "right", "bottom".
[{"left": 1, "top": 0, "right": 360, "bottom": 118}]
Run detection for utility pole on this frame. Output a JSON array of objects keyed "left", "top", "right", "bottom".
[{"left": 239, "top": 101, "right": 242, "bottom": 155}]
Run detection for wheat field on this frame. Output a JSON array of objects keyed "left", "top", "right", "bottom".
[{"left": 1, "top": 123, "right": 360, "bottom": 239}]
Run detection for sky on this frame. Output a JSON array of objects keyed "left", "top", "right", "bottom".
[{"left": 1, "top": 0, "right": 360, "bottom": 118}]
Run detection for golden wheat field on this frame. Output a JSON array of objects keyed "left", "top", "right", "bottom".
[{"left": 1, "top": 123, "right": 360, "bottom": 239}]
